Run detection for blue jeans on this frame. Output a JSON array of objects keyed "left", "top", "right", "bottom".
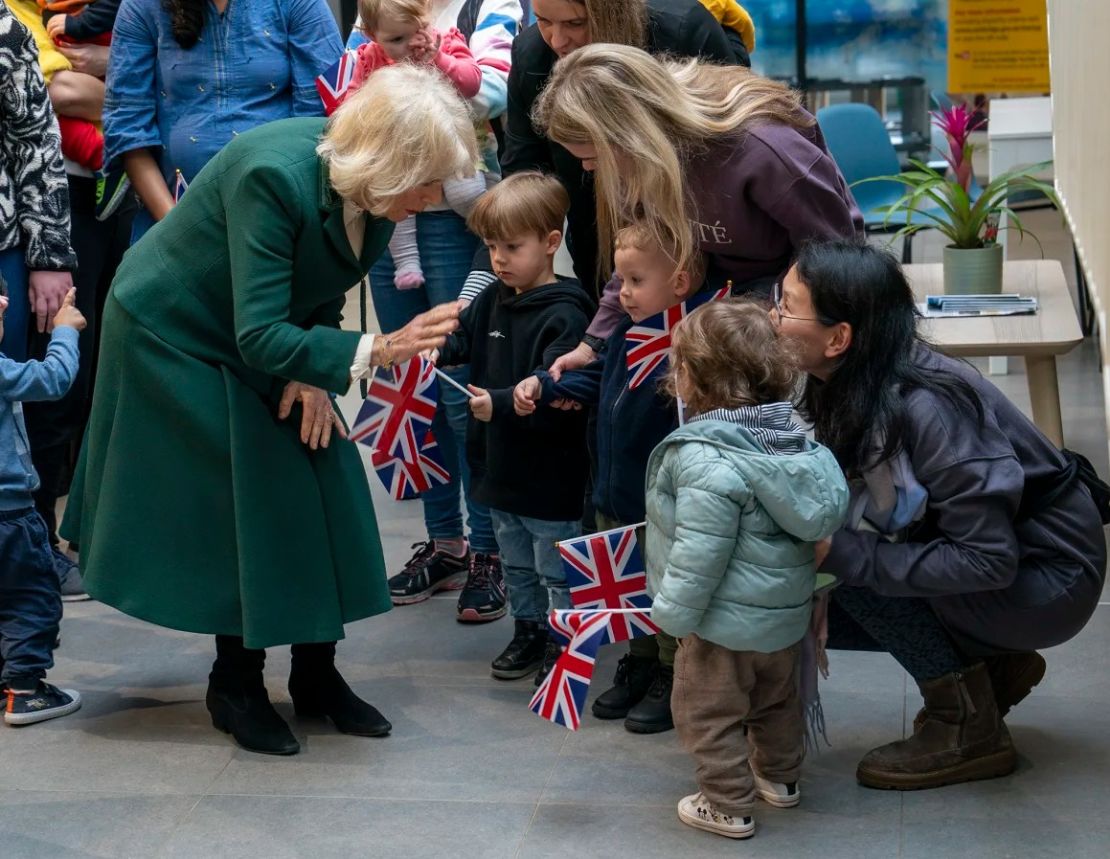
[
  {"left": 0, "top": 508, "right": 61, "bottom": 685},
  {"left": 0, "top": 247, "right": 30, "bottom": 361},
  {"left": 490, "top": 510, "right": 578, "bottom": 622},
  {"left": 369, "top": 211, "right": 496, "bottom": 553}
]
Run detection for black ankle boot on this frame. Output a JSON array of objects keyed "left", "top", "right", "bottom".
[
  {"left": 591, "top": 653, "right": 657, "bottom": 719},
  {"left": 624, "top": 662, "right": 674, "bottom": 734},
  {"left": 534, "top": 635, "right": 563, "bottom": 688},
  {"left": 288, "top": 642, "right": 391, "bottom": 737},
  {"left": 207, "top": 635, "right": 299, "bottom": 756},
  {"left": 491, "top": 620, "right": 547, "bottom": 680}
]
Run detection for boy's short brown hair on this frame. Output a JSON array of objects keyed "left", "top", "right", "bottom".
[
  {"left": 466, "top": 171, "right": 570, "bottom": 242},
  {"left": 667, "top": 300, "right": 799, "bottom": 415},
  {"left": 358, "top": 0, "right": 427, "bottom": 33},
  {"left": 614, "top": 221, "right": 706, "bottom": 287}
]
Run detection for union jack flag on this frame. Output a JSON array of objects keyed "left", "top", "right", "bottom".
[
  {"left": 529, "top": 611, "right": 611, "bottom": 730},
  {"left": 316, "top": 50, "right": 357, "bottom": 116},
  {"left": 559, "top": 525, "right": 660, "bottom": 643},
  {"left": 350, "top": 357, "right": 438, "bottom": 462},
  {"left": 173, "top": 169, "right": 188, "bottom": 203},
  {"left": 371, "top": 431, "right": 450, "bottom": 500},
  {"left": 624, "top": 286, "right": 731, "bottom": 389}
]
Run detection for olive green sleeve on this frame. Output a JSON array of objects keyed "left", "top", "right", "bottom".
[{"left": 226, "top": 162, "right": 361, "bottom": 393}]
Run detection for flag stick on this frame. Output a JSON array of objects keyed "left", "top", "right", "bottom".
[
  {"left": 555, "top": 523, "right": 647, "bottom": 548},
  {"left": 433, "top": 365, "right": 476, "bottom": 399}
]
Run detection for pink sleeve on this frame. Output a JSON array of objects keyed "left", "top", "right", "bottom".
[
  {"left": 433, "top": 28, "right": 482, "bottom": 99},
  {"left": 344, "top": 42, "right": 390, "bottom": 104}
]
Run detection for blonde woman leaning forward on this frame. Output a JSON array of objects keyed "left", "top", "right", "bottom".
[
  {"left": 536, "top": 45, "right": 862, "bottom": 733},
  {"left": 540, "top": 44, "right": 863, "bottom": 370},
  {"left": 60, "top": 66, "right": 474, "bottom": 757}
]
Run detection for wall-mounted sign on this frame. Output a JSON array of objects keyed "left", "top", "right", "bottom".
[{"left": 948, "top": 0, "right": 1050, "bottom": 92}]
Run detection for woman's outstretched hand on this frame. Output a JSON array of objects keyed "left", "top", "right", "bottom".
[{"left": 379, "top": 302, "right": 460, "bottom": 367}]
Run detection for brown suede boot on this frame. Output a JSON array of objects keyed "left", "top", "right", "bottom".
[
  {"left": 859, "top": 662, "right": 1017, "bottom": 790},
  {"left": 912, "top": 651, "right": 1047, "bottom": 732}
]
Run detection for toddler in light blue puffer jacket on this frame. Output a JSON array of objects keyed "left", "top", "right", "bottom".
[{"left": 644, "top": 300, "right": 848, "bottom": 841}]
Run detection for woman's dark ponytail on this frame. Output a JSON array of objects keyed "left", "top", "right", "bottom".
[{"left": 163, "top": 0, "right": 206, "bottom": 49}]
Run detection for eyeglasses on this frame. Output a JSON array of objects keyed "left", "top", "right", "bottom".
[{"left": 771, "top": 281, "right": 836, "bottom": 326}]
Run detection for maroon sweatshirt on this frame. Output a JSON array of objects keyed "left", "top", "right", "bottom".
[{"left": 588, "top": 117, "right": 863, "bottom": 338}]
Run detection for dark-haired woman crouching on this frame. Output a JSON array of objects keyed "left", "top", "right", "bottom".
[{"left": 771, "top": 239, "right": 1106, "bottom": 791}]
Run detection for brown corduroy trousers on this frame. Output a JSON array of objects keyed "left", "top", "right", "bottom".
[{"left": 672, "top": 634, "right": 804, "bottom": 816}]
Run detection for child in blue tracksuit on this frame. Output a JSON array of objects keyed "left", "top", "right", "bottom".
[
  {"left": 0, "top": 278, "right": 85, "bottom": 725},
  {"left": 513, "top": 222, "right": 704, "bottom": 734}
]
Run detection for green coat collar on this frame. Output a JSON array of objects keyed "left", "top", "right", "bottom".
[{"left": 318, "top": 159, "right": 381, "bottom": 271}]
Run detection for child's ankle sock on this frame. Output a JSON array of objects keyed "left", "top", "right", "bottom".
[{"left": 434, "top": 538, "right": 467, "bottom": 558}]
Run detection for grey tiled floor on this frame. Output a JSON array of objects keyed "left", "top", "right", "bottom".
[{"left": 2, "top": 212, "right": 1108, "bottom": 857}]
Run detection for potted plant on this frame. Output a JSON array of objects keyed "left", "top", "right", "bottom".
[{"left": 860, "top": 103, "right": 1060, "bottom": 294}]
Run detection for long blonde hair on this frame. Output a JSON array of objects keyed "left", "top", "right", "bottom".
[
  {"left": 533, "top": 44, "right": 812, "bottom": 279},
  {"left": 582, "top": 0, "right": 646, "bottom": 47},
  {"left": 317, "top": 64, "right": 477, "bottom": 216}
]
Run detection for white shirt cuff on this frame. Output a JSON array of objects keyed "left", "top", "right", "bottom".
[{"left": 350, "top": 333, "right": 376, "bottom": 380}]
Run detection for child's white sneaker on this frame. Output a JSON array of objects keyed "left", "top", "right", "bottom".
[
  {"left": 753, "top": 773, "right": 801, "bottom": 808},
  {"left": 676, "top": 792, "right": 754, "bottom": 839}
]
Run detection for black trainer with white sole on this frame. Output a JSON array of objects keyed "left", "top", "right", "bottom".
[
  {"left": 5, "top": 683, "right": 82, "bottom": 726},
  {"left": 388, "top": 542, "right": 469, "bottom": 605},
  {"left": 456, "top": 553, "right": 506, "bottom": 623}
]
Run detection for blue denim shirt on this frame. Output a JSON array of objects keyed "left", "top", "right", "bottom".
[
  {"left": 0, "top": 327, "right": 78, "bottom": 511},
  {"left": 104, "top": 0, "right": 342, "bottom": 190}
]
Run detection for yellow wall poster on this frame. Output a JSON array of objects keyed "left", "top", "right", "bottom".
[{"left": 948, "top": 0, "right": 1051, "bottom": 93}]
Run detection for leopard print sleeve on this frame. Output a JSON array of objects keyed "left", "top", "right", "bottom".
[{"left": 0, "top": 7, "right": 78, "bottom": 273}]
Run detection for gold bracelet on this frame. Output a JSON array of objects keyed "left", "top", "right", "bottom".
[{"left": 382, "top": 338, "right": 394, "bottom": 370}]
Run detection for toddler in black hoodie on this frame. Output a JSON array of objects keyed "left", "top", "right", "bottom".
[{"left": 436, "top": 172, "right": 594, "bottom": 685}]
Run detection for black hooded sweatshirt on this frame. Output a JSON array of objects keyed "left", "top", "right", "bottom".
[{"left": 439, "top": 278, "right": 595, "bottom": 521}]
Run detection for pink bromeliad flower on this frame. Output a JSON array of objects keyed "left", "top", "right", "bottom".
[{"left": 932, "top": 103, "right": 985, "bottom": 194}]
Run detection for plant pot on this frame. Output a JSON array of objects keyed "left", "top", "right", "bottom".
[{"left": 942, "top": 245, "right": 1004, "bottom": 295}]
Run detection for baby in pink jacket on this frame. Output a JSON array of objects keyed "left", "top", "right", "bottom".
[{"left": 348, "top": 0, "right": 492, "bottom": 289}]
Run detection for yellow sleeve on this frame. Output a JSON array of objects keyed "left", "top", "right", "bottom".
[
  {"left": 7, "top": 0, "right": 73, "bottom": 83},
  {"left": 698, "top": 0, "right": 756, "bottom": 54}
]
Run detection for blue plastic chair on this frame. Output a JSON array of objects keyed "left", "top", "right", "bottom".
[{"left": 817, "top": 103, "right": 942, "bottom": 263}]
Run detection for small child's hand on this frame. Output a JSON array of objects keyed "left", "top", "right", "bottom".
[
  {"left": 467, "top": 384, "right": 492, "bottom": 421},
  {"left": 409, "top": 26, "right": 441, "bottom": 63},
  {"left": 46, "top": 14, "right": 67, "bottom": 40},
  {"left": 420, "top": 347, "right": 440, "bottom": 365},
  {"left": 513, "top": 376, "right": 541, "bottom": 416},
  {"left": 52, "top": 288, "right": 86, "bottom": 331}
]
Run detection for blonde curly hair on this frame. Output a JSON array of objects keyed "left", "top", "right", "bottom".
[{"left": 317, "top": 64, "right": 478, "bottom": 216}]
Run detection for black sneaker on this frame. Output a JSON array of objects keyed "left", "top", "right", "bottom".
[
  {"left": 624, "top": 663, "right": 674, "bottom": 734},
  {"left": 534, "top": 635, "right": 563, "bottom": 688},
  {"left": 456, "top": 552, "right": 506, "bottom": 623},
  {"left": 591, "top": 653, "right": 656, "bottom": 719},
  {"left": 388, "top": 541, "right": 469, "bottom": 605},
  {"left": 94, "top": 164, "right": 131, "bottom": 221},
  {"left": 490, "top": 619, "right": 546, "bottom": 680},
  {"left": 5, "top": 682, "right": 82, "bottom": 726}
]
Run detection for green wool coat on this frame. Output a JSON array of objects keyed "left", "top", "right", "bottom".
[{"left": 61, "top": 118, "right": 396, "bottom": 648}]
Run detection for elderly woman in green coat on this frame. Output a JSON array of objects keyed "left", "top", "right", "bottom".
[{"left": 61, "top": 65, "right": 476, "bottom": 756}]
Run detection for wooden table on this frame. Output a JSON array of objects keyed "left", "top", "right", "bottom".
[{"left": 905, "top": 260, "right": 1081, "bottom": 447}]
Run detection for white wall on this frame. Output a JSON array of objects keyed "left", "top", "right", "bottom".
[{"left": 1046, "top": 0, "right": 1110, "bottom": 452}]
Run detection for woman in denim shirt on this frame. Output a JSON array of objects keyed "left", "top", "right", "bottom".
[{"left": 104, "top": 0, "right": 342, "bottom": 243}]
